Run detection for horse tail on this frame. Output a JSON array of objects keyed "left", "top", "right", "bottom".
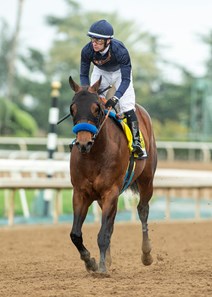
[{"left": 129, "top": 181, "right": 139, "bottom": 194}]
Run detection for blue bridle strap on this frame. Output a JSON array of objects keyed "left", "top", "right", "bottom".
[{"left": 72, "top": 123, "right": 98, "bottom": 134}]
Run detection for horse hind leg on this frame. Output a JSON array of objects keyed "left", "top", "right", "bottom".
[{"left": 137, "top": 203, "right": 153, "bottom": 266}]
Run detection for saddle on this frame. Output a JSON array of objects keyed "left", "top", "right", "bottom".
[
  {"left": 105, "top": 110, "right": 147, "bottom": 193},
  {"left": 105, "top": 110, "right": 146, "bottom": 159}
]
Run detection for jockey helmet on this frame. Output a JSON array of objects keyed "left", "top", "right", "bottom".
[{"left": 87, "top": 20, "right": 114, "bottom": 39}]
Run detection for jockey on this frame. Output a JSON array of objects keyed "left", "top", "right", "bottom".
[{"left": 80, "top": 19, "right": 147, "bottom": 159}]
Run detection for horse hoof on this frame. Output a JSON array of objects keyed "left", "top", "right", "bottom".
[
  {"left": 97, "top": 269, "right": 110, "bottom": 277},
  {"left": 98, "top": 262, "right": 108, "bottom": 274},
  {"left": 98, "top": 267, "right": 107, "bottom": 273},
  {"left": 85, "top": 257, "right": 98, "bottom": 272},
  {"left": 142, "top": 253, "right": 153, "bottom": 266},
  {"left": 92, "top": 271, "right": 110, "bottom": 278}
]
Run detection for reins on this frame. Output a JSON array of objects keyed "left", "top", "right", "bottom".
[
  {"left": 94, "top": 106, "right": 112, "bottom": 136},
  {"left": 90, "top": 104, "right": 111, "bottom": 142}
]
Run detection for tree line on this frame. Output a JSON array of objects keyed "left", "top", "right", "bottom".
[{"left": 0, "top": 0, "right": 212, "bottom": 141}]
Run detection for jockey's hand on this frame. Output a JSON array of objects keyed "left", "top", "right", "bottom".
[{"left": 105, "top": 96, "right": 119, "bottom": 109}]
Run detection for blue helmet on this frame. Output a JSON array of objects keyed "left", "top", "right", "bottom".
[{"left": 87, "top": 20, "right": 114, "bottom": 39}]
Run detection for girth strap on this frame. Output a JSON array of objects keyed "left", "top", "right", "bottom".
[{"left": 120, "top": 154, "right": 136, "bottom": 194}]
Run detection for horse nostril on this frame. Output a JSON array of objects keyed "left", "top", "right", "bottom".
[
  {"left": 86, "top": 141, "right": 94, "bottom": 152},
  {"left": 75, "top": 140, "right": 94, "bottom": 154},
  {"left": 87, "top": 140, "right": 94, "bottom": 146}
]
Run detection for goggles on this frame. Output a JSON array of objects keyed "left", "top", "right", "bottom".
[{"left": 90, "top": 37, "right": 105, "bottom": 45}]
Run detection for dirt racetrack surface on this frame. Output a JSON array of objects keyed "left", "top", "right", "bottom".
[{"left": 1, "top": 221, "right": 212, "bottom": 297}]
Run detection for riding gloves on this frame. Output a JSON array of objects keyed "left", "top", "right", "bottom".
[{"left": 105, "top": 96, "right": 119, "bottom": 109}]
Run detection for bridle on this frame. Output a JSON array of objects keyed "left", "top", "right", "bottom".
[
  {"left": 90, "top": 106, "right": 112, "bottom": 142},
  {"left": 71, "top": 96, "right": 106, "bottom": 141},
  {"left": 57, "top": 85, "right": 112, "bottom": 145},
  {"left": 57, "top": 85, "right": 111, "bottom": 125}
]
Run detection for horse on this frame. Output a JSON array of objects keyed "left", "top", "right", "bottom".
[{"left": 68, "top": 76, "right": 157, "bottom": 274}]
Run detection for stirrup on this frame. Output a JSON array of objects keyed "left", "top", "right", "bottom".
[
  {"left": 140, "top": 148, "right": 148, "bottom": 159},
  {"left": 132, "top": 143, "right": 148, "bottom": 159}
]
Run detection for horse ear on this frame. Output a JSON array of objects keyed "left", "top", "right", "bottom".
[
  {"left": 69, "top": 76, "right": 81, "bottom": 92},
  {"left": 89, "top": 76, "right": 102, "bottom": 93}
]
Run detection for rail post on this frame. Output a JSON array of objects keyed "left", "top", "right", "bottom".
[{"left": 43, "top": 81, "right": 61, "bottom": 216}]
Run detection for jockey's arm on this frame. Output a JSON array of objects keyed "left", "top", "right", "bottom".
[
  {"left": 114, "top": 52, "right": 131, "bottom": 99},
  {"left": 80, "top": 47, "right": 91, "bottom": 86}
]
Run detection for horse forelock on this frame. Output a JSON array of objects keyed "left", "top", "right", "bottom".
[
  {"left": 70, "top": 87, "right": 104, "bottom": 126},
  {"left": 72, "top": 87, "right": 99, "bottom": 105}
]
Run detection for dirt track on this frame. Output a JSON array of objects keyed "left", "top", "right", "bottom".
[{"left": 1, "top": 221, "right": 212, "bottom": 297}]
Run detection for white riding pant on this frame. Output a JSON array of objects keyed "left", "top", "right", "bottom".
[{"left": 91, "top": 66, "right": 135, "bottom": 114}]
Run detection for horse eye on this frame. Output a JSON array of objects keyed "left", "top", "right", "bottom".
[
  {"left": 95, "top": 106, "right": 100, "bottom": 113},
  {"left": 92, "top": 104, "right": 100, "bottom": 116}
]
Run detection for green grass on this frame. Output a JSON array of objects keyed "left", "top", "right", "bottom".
[
  {"left": 0, "top": 189, "right": 74, "bottom": 217},
  {"left": 0, "top": 189, "right": 137, "bottom": 218},
  {"left": 61, "top": 189, "right": 73, "bottom": 213}
]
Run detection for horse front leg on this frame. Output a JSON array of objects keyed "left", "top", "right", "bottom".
[
  {"left": 137, "top": 202, "right": 153, "bottom": 265},
  {"left": 70, "top": 191, "right": 98, "bottom": 272},
  {"left": 97, "top": 195, "right": 118, "bottom": 274},
  {"left": 97, "top": 200, "right": 113, "bottom": 269}
]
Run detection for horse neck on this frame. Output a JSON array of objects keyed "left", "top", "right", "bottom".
[
  {"left": 94, "top": 118, "right": 122, "bottom": 152},
  {"left": 94, "top": 120, "right": 110, "bottom": 150}
]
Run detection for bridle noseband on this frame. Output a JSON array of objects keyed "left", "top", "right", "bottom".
[{"left": 70, "top": 90, "right": 106, "bottom": 143}]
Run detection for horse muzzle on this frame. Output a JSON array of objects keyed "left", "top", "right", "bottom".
[
  {"left": 75, "top": 139, "right": 94, "bottom": 154},
  {"left": 72, "top": 123, "right": 98, "bottom": 154}
]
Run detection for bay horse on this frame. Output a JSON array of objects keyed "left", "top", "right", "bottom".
[{"left": 68, "top": 76, "right": 157, "bottom": 274}]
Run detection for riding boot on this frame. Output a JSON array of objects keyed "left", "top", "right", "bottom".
[
  {"left": 130, "top": 121, "right": 147, "bottom": 158},
  {"left": 125, "top": 110, "right": 148, "bottom": 159}
]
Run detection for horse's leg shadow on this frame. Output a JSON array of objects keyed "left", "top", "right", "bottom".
[{"left": 137, "top": 203, "right": 153, "bottom": 266}]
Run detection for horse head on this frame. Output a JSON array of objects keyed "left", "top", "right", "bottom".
[{"left": 69, "top": 76, "right": 104, "bottom": 154}]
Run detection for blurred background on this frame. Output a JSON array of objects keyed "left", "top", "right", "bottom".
[
  {"left": 1, "top": 0, "right": 212, "bottom": 140},
  {"left": 0, "top": 0, "right": 212, "bottom": 225}
]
